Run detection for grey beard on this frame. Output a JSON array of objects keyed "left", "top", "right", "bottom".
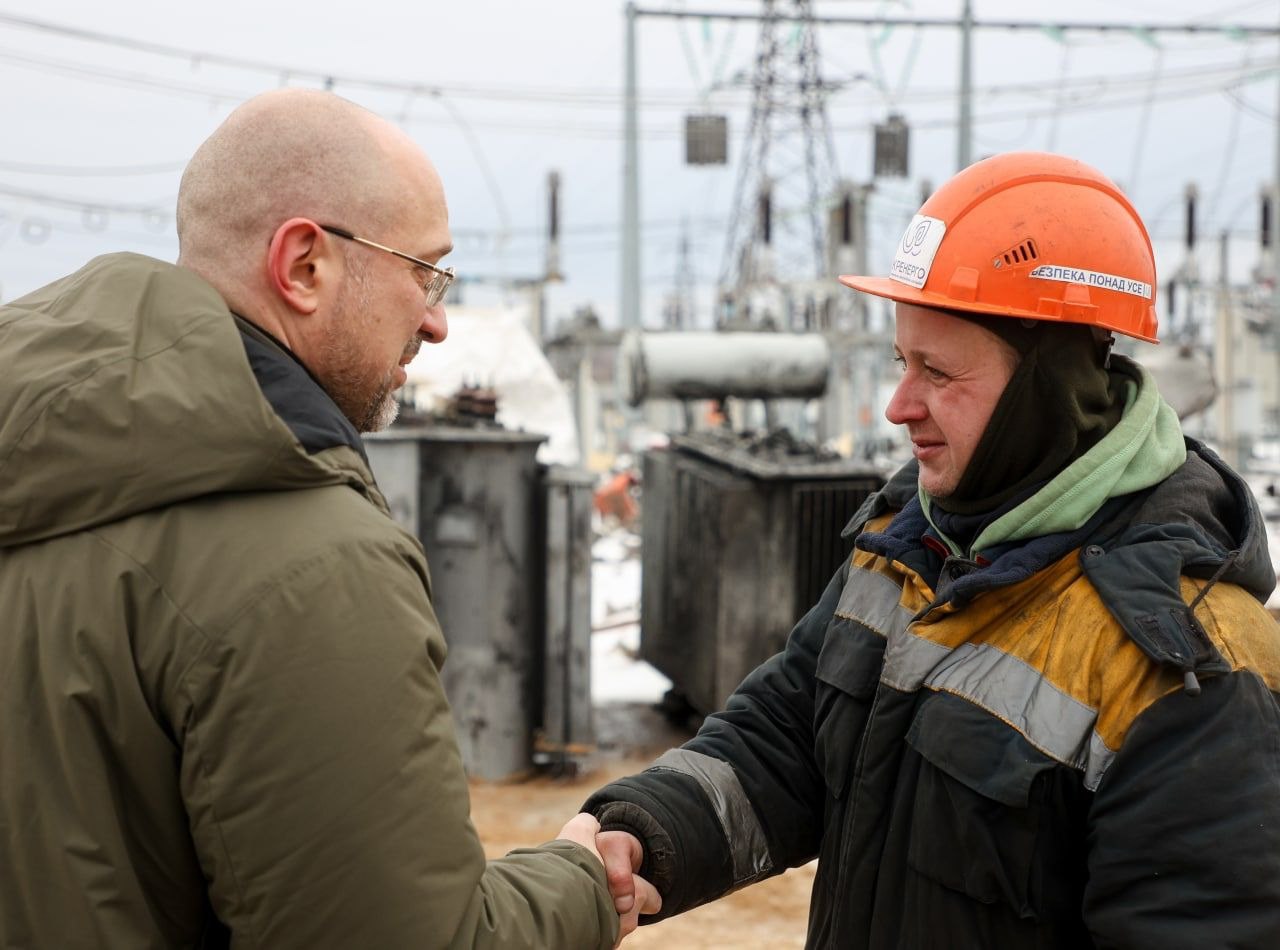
[{"left": 356, "top": 383, "right": 400, "bottom": 433}]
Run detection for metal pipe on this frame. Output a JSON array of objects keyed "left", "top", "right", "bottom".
[{"left": 618, "top": 330, "right": 831, "bottom": 405}]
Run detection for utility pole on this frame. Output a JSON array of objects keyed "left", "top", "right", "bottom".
[
  {"left": 1273, "top": 11, "right": 1280, "bottom": 426},
  {"left": 958, "top": 0, "right": 973, "bottom": 170},
  {"left": 1217, "top": 230, "right": 1237, "bottom": 469},
  {"left": 851, "top": 183, "right": 873, "bottom": 328},
  {"left": 533, "top": 170, "right": 564, "bottom": 344},
  {"left": 621, "top": 1, "right": 641, "bottom": 331}
]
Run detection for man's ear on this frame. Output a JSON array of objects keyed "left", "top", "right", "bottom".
[{"left": 265, "top": 218, "right": 334, "bottom": 316}]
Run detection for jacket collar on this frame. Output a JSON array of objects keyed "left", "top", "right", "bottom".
[{"left": 232, "top": 313, "right": 367, "bottom": 463}]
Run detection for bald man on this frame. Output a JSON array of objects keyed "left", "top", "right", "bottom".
[{"left": 0, "top": 90, "right": 656, "bottom": 949}]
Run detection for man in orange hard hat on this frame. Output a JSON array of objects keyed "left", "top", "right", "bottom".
[{"left": 582, "top": 152, "right": 1280, "bottom": 947}]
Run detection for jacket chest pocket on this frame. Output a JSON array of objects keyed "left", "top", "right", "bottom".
[
  {"left": 902, "top": 690, "right": 1091, "bottom": 924},
  {"left": 813, "top": 619, "right": 885, "bottom": 800}
]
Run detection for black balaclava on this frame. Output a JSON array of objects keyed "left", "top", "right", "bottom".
[{"left": 931, "top": 311, "right": 1126, "bottom": 517}]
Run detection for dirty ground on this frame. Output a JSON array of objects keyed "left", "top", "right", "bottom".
[{"left": 468, "top": 701, "right": 814, "bottom": 949}]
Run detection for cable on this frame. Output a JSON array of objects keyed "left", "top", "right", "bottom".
[
  {"left": 1206, "top": 42, "right": 1255, "bottom": 231},
  {"left": 0, "top": 182, "right": 172, "bottom": 214},
  {"left": 1125, "top": 43, "right": 1165, "bottom": 202},
  {"left": 841, "top": 56, "right": 1274, "bottom": 107},
  {"left": 849, "top": 62, "right": 1276, "bottom": 135},
  {"left": 0, "top": 12, "right": 1269, "bottom": 111},
  {"left": 418, "top": 93, "right": 511, "bottom": 248},
  {"left": 0, "top": 45, "right": 247, "bottom": 102},
  {"left": 0, "top": 11, "right": 704, "bottom": 108},
  {"left": 0, "top": 38, "right": 1267, "bottom": 124},
  {"left": 0, "top": 158, "right": 186, "bottom": 176},
  {"left": 1222, "top": 84, "right": 1276, "bottom": 120},
  {"left": 676, "top": 3, "right": 706, "bottom": 95},
  {"left": 1045, "top": 35, "right": 1073, "bottom": 152},
  {"left": 708, "top": 18, "right": 739, "bottom": 90},
  {"left": 973, "top": 112, "right": 1040, "bottom": 151},
  {"left": 864, "top": 0, "right": 923, "bottom": 110},
  {"left": 0, "top": 10, "right": 435, "bottom": 94}
]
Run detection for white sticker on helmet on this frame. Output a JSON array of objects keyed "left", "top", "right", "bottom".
[
  {"left": 1029, "top": 264, "right": 1152, "bottom": 300},
  {"left": 889, "top": 214, "right": 947, "bottom": 289}
]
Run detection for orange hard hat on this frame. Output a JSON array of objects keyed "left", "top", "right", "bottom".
[{"left": 840, "top": 151, "right": 1158, "bottom": 342}]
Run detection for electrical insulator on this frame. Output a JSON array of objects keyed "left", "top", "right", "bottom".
[
  {"left": 1184, "top": 183, "right": 1198, "bottom": 252},
  {"left": 1261, "top": 186, "right": 1272, "bottom": 250},
  {"left": 757, "top": 184, "right": 773, "bottom": 245}
]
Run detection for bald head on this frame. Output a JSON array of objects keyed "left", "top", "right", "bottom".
[{"left": 176, "top": 89, "right": 444, "bottom": 297}]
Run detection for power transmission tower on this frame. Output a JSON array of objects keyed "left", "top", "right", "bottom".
[
  {"left": 717, "top": 0, "right": 839, "bottom": 330},
  {"left": 663, "top": 222, "right": 697, "bottom": 329}
]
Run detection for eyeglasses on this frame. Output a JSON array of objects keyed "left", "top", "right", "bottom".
[{"left": 320, "top": 224, "right": 455, "bottom": 307}]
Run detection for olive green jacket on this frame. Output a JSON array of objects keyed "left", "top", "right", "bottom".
[{"left": 0, "top": 253, "right": 618, "bottom": 949}]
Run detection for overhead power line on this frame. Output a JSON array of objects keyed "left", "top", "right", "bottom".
[
  {"left": 0, "top": 11, "right": 639, "bottom": 105},
  {"left": 0, "top": 182, "right": 172, "bottom": 214},
  {"left": 826, "top": 58, "right": 1280, "bottom": 108},
  {"left": 0, "top": 10, "right": 431, "bottom": 90},
  {"left": 0, "top": 46, "right": 252, "bottom": 103},
  {"left": 630, "top": 7, "right": 1280, "bottom": 36},
  {"left": 0, "top": 41, "right": 693, "bottom": 110},
  {"left": 0, "top": 158, "right": 186, "bottom": 176},
  {"left": 1, "top": 41, "right": 1272, "bottom": 144},
  {"left": 2, "top": 9, "right": 1275, "bottom": 110}
]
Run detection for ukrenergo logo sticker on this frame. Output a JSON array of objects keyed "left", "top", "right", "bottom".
[{"left": 889, "top": 215, "right": 946, "bottom": 289}]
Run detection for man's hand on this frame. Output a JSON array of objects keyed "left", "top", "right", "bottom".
[
  {"left": 556, "top": 812, "right": 606, "bottom": 858},
  {"left": 554, "top": 817, "right": 661, "bottom": 943},
  {"left": 617, "top": 871, "right": 660, "bottom": 944},
  {"left": 595, "top": 830, "right": 644, "bottom": 915},
  {"left": 596, "top": 828, "right": 660, "bottom": 943}
]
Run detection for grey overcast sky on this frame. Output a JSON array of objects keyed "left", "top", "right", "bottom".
[{"left": 0, "top": 0, "right": 1277, "bottom": 330}]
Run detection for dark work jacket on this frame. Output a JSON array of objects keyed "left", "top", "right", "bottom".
[{"left": 586, "top": 443, "right": 1280, "bottom": 949}]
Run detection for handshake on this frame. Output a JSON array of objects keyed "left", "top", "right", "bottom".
[{"left": 557, "top": 814, "right": 660, "bottom": 944}]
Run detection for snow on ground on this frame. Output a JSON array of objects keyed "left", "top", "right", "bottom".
[
  {"left": 590, "top": 527, "right": 671, "bottom": 704},
  {"left": 592, "top": 625, "right": 671, "bottom": 704},
  {"left": 1240, "top": 469, "right": 1280, "bottom": 612}
]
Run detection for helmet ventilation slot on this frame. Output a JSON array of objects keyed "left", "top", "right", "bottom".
[{"left": 995, "top": 239, "right": 1039, "bottom": 268}]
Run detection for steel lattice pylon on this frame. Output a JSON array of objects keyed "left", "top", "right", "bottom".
[{"left": 718, "top": 0, "right": 840, "bottom": 329}]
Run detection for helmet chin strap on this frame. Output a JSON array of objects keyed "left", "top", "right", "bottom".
[{"left": 1093, "top": 327, "right": 1116, "bottom": 369}]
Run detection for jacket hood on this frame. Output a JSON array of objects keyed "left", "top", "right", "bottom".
[
  {"left": 1074, "top": 438, "right": 1276, "bottom": 687},
  {"left": 0, "top": 253, "right": 373, "bottom": 548},
  {"left": 925, "top": 355, "right": 1186, "bottom": 557},
  {"left": 1097, "top": 438, "right": 1276, "bottom": 602}
]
